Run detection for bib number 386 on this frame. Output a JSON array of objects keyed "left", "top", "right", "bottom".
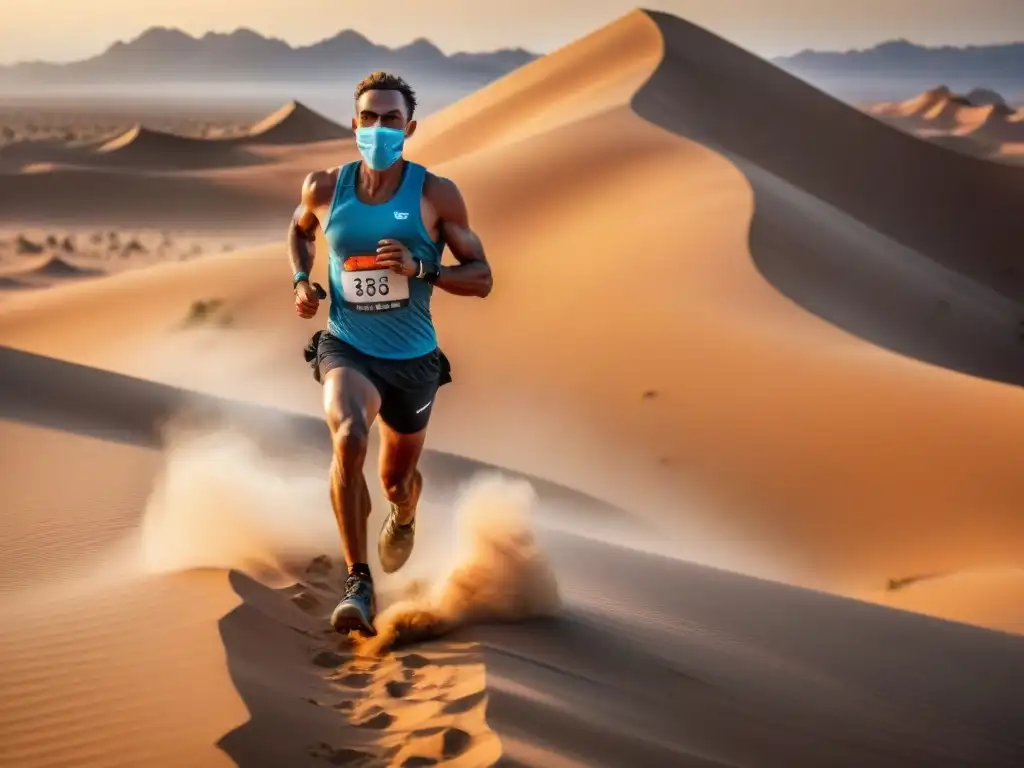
[{"left": 340, "top": 260, "right": 410, "bottom": 313}]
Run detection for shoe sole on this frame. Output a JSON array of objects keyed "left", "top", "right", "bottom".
[
  {"left": 378, "top": 532, "right": 415, "bottom": 575},
  {"left": 330, "top": 604, "right": 376, "bottom": 636}
]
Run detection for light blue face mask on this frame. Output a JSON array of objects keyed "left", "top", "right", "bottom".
[{"left": 355, "top": 126, "right": 406, "bottom": 170}]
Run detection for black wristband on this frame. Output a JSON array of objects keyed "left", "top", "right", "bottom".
[{"left": 421, "top": 260, "right": 440, "bottom": 285}]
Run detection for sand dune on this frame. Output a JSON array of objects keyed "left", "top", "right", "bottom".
[
  {"left": 2, "top": 8, "right": 1024, "bottom": 768},
  {"left": 92, "top": 124, "right": 263, "bottom": 169},
  {"left": 870, "top": 86, "right": 1024, "bottom": 162},
  {"left": 0, "top": 158, "right": 343, "bottom": 229},
  {"left": 0, "top": 138, "right": 89, "bottom": 171},
  {"left": 869, "top": 84, "right": 952, "bottom": 118},
  {"left": 0, "top": 252, "right": 106, "bottom": 291},
  {"left": 91, "top": 101, "right": 350, "bottom": 168},
  {"left": 916, "top": 99, "right": 1019, "bottom": 139},
  {"left": 919, "top": 93, "right": 979, "bottom": 128},
  {"left": 0, "top": 130, "right": 356, "bottom": 230},
  {"left": 0, "top": 276, "right": 32, "bottom": 291},
  {"left": 244, "top": 100, "right": 354, "bottom": 145},
  {"left": 0, "top": 100, "right": 351, "bottom": 178},
  {"left": 29, "top": 253, "right": 105, "bottom": 278}
]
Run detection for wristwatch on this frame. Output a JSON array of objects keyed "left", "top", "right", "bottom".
[{"left": 416, "top": 260, "right": 440, "bottom": 285}]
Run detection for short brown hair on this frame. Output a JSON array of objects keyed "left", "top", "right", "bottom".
[{"left": 354, "top": 71, "right": 418, "bottom": 119}]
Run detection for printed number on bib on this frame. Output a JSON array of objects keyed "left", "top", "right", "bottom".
[{"left": 341, "top": 255, "right": 410, "bottom": 313}]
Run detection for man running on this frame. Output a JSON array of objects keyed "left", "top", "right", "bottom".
[{"left": 288, "top": 72, "right": 492, "bottom": 636}]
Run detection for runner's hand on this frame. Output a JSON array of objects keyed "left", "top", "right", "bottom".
[
  {"left": 294, "top": 280, "right": 319, "bottom": 319},
  {"left": 375, "top": 239, "right": 417, "bottom": 277}
]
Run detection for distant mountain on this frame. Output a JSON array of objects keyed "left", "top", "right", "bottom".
[
  {"left": 0, "top": 27, "right": 539, "bottom": 85},
  {"left": 774, "top": 40, "right": 1024, "bottom": 102}
]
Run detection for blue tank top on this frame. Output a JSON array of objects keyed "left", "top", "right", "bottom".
[{"left": 323, "top": 160, "right": 444, "bottom": 360}]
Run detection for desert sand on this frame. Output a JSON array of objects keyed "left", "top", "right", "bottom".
[
  {"left": 2, "top": 9, "right": 1024, "bottom": 768},
  {"left": 0, "top": 228, "right": 251, "bottom": 296},
  {"left": 868, "top": 85, "right": 1024, "bottom": 164}
]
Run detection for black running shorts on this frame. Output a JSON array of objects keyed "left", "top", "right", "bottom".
[{"left": 305, "top": 331, "right": 452, "bottom": 434}]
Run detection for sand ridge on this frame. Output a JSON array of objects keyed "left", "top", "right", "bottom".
[
  {"left": 84, "top": 101, "right": 353, "bottom": 170},
  {"left": 2, "top": 8, "right": 1024, "bottom": 768}
]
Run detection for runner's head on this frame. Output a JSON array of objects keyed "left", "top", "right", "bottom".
[{"left": 352, "top": 72, "right": 418, "bottom": 171}]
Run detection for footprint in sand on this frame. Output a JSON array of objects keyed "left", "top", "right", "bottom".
[
  {"left": 398, "top": 727, "right": 472, "bottom": 765},
  {"left": 312, "top": 650, "right": 346, "bottom": 668},
  {"left": 355, "top": 710, "right": 394, "bottom": 729},
  {"left": 385, "top": 680, "right": 412, "bottom": 698},
  {"left": 399, "top": 653, "right": 431, "bottom": 670},
  {"left": 337, "top": 672, "right": 374, "bottom": 689},
  {"left": 308, "top": 642, "right": 492, "bottom": 764},
  {"left": 441, "top": 728, "right": 472, "bottom": 758},
  {"left": 441, "top": 690, "right": 487, "bottom": 715}
]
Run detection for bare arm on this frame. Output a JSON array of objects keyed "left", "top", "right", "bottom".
[
  {"left": 427, "top": 175, "right": 493, "bottom": 298},
  {"left": 288, "top": 170, "right": 333, "bottom": 282}
]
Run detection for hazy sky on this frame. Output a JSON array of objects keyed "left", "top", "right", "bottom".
[{"left": 1, "top": 0, "right": 1022, "bottom": 64}]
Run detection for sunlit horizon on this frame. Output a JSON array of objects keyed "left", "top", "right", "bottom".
[{"left": 1, "top": 0, "right": 1022, "bottom": 65}]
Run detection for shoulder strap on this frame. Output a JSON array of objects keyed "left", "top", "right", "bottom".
[
  {"left": 401, "top": 162, "right": 427, "bottom": 199},
  {"left": 324, "top": 162, "right": 356, "bottom": 227}
]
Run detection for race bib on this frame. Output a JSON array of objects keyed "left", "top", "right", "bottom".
[{"left": 340, "top": 255, "right": 410, "bottom": 313}]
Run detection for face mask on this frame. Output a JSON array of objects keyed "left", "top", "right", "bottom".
[{"left": 355, "top": 126, "right": 406, "bottom": 170}]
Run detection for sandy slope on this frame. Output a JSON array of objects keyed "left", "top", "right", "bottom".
[
  {"left": 2, "top": 8, "right": 1024, "bottom": 768},
  {"left": 3, "top": 348, "right": 1023, "bottom": 768}
]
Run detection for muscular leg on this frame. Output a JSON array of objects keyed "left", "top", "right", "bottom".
[
  {"left": 378, "top": 422, "right": 428, "bottom": 525},
  {"left": 322, "top": 367, "right": 381, "bottom": 570},
  {"left": 375, "top": 420, "right": 428, "bottom": 574}
]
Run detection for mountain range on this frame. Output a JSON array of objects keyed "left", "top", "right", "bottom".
[
  {"left": 0, "top": 27, "right": 539, "bottom": 85},
  {"left": 774, "top": 40, "right": 1024, "bottom": 101},
  {"left": 2, "top": 28, "right": 1022, "bottom": 101}
]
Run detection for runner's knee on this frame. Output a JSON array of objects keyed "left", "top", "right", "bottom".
[
  {"left": 324, "top": 386, "right": 369, "bottom": 435},
  {"left": 330, "top": 414, "right": 370, "bottom": 468}
]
